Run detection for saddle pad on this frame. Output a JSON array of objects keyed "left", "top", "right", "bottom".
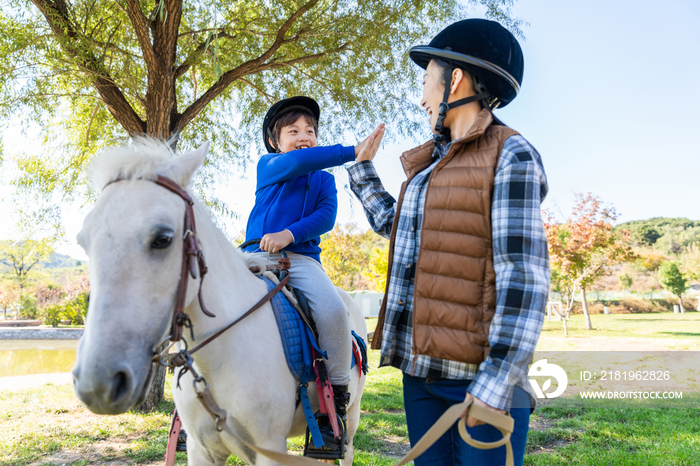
[
  {"left": 260, "top": 276, "right": 368, "bottom": 382},
  {"left": 261, "top": 276, "right": 310, "bottom": 381}
]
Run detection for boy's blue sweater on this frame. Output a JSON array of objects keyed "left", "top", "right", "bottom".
[{"left": 243, "top": 144, "right": 355, "bottom": 262}]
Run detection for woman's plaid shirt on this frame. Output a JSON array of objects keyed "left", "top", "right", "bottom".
[{"left": 347, "top": 134, "right": 550, "bottom": 411}]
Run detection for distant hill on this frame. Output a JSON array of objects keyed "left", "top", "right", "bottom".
[
  {"left": 40, "top": 252, "right": 82, "bottom": 269},
  {"left": 616, "top": 217, "right": 700, "bottom": 254}
]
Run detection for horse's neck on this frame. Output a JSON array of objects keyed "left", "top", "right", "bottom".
[{"left": 182, "top": 199, "right": 264, "bottom": 341}]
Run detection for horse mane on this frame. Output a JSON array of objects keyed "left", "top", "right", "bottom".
[
  {"left": 91, "top": 137, "right": 269, "bottom": 275},
  {"left": 90, "top": 137, "right": 191, "bottom": 190}
]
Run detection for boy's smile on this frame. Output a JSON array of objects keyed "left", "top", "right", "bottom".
[{"left": 274, "top": 115, "right": 318, "bottom": 153}]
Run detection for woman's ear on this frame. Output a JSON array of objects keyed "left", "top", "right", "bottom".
[
  {"left": 451, "top": 68, "right": 463, "bottom": 94},
  {"left": 451, "top": 68, "right": 474, "bottom": 95}
]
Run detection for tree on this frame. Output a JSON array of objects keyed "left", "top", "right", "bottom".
[
  {"left": 549, "top": 268, "right": 575, "bottom": 335},
  {"left": 635, "top": 224, "right": 661, "bottom": 246},
  {"left": 1, "top": 0, "right": 523, "bottom": 228},
  {"left": 321, "top": 223, "right": 369, "bottom": 290},
  {"left": 618, "top": 273, "right": 633, "bottom": 292},
  {"left": 544, "top": 193, "right": 636, "bottom": 330},
  {"left": 679, "top": 242, "right": 700, "bottom": 282},
  {"left": 0, "top": 285, "right": 17, "bottom": 319},
  {"left": 658, "top": 261, "right": 688, "bottom": 314},
  {"left": 365, "top": 245, "right": 389, "bottom": 293},
  {"left": 1, "top": 0, "right": 522, "bottom": 412},
  {"left": 320, "top": 223, "right": 388, "bottom": 291},
  {"left": 0, "top": 239, "right": 54, "bottom": 311}
]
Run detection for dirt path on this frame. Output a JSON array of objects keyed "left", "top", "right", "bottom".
[{"left": 0, "top": 372, "right": 73, "bottom": 391}]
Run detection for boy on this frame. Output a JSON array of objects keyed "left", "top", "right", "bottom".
[{"left": 243, "top": 96, "right": 375, "bottom": 459}]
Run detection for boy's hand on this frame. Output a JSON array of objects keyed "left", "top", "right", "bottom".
[
  {"left": 260, "top": 230, "right": 294, "bottom": 253},
  {"left": 356, "top": 124, "right": 385, "bottom": 162},
  {"left": 355, "top": 124, "right": 386, "bottom": 158}
]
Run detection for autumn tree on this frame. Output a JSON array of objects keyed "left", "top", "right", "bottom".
[
  {"left": 679, "top": 242, "right": 700, "bottom": 282},
  {"left": 658, "top": 261, "right": 688, "bottom": 314},
  {"left": 0, "top": 285, "right": 17, "bottom": 319},
  {"left": 544, "top": 193, "right": 636, "bottom": 331},
  {"left": 365, "top": 244, "right": 389, "bottom": 293},
  {"left": 0, "top": 239, "right": 54, "bottom": 306}
]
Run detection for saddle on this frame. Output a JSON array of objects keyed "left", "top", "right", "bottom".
[{"left": 258, "top": 272, "right": 368, "bottom": 452}]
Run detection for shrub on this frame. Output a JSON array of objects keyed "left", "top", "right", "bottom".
[
  {"left": 18, "top": 294, "right": 38, "bottom": 319},
  {"left": 42, "top": 304, "right": 63, "bottom": 327},
  {"left": 633, "top": 250, "right": 666, "bottom": 272},
  {"left": 63, "top": 292, "right": 89, "bottom": 325}
]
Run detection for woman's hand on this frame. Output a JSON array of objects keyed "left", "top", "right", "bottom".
[
  {"left": 355, "top": 124, "right": 386, "bottom": 161},
  {"left": 260, "top": 230, "right": 294, "bottom": 253},
  {"left": 461, "top": 393, "right": 507, "bottom": 428},
  {"left": 357, "top": 124, "right": 385, "bottom": 162}
]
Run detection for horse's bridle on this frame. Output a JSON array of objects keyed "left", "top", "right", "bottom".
[
  {"left": 143, "top": 175, "right": 290, "bottom": 353},
  {"left": 151, "top": 175, "right": 214, "bottom": 342},
  {"left": 119, "top": 174, "right": 291, "bottom": 431}
]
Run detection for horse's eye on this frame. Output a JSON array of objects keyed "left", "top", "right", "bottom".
[{"left": 151, "top": 233, "right": 173, "bottom": 249}]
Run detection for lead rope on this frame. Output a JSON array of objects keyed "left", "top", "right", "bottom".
[
  {"left": 196, "top": 392, "right": 515, "bottom": 466},
  {"left": 394, "top": 399, "right": 514, "bottom": 466}
]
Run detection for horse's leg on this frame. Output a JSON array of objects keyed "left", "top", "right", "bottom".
[
  {"left": 340, "top": 390, "right": 362, "bottom": 466},
  {"left": 187, "top": 436, "right": 229, "bottom": 466}
]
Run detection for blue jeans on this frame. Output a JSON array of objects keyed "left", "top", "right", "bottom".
[{"left": 402, "top": 373, "right": 531, "bottom": 466}]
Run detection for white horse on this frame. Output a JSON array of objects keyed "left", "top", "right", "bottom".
[{"left": 72, "top": 139, "right": 367, "bottom": 465}]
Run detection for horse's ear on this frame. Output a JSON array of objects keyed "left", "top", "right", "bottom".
[{"left": 172, "top": 141, "right": 210, "bottom": 186}]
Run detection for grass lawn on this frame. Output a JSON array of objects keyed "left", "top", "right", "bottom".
[
  {"left": 538, "top": 312, "right": 700, "bottom": 346},
  {"left": 2, "top": 315, "right": 699, "bottom": 465}
]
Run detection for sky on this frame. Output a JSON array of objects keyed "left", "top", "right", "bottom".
[{"left": 1, "top": 0, "right": 699, "bottom": 260}]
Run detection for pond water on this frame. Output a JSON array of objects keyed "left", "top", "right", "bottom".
[{"left": 0, "top": 340, "right": 78, "bottom": 377}]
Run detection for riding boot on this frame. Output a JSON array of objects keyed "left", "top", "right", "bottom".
[
  {"left": 304, "top": 384, "right": 350, "bottom": 460},
  {"left": 332, "top": 384, "right": 350, "bottom": 431}
]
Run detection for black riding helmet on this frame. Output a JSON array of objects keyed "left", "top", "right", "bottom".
[
  {"left": 262, "top": 96, "right": 321, "bottom": 153},
  {"left": 409, "top": 19, "right": 524, "bottom": 134}
]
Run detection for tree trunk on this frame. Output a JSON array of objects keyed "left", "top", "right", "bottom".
[
  {"left": 134, "top": 341, "right": 169, "bottom": 412},
  {"left": 581, "top": 287, "right": 593, "bottom": 330},
  {"left": 678, "top": 296, "right": 685, "bottom": 315}
]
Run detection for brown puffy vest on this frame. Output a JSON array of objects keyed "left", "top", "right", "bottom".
[{"left": 371, "top": 110, "right": 518, "bottom": 365}]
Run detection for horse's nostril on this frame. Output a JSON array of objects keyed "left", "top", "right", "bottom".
[{"left": 110, "top": 370, "right": 131, "bottom": 404}]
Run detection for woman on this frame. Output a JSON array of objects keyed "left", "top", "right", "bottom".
[{"left": 350, "top": 19, "right": 550, "bottom": 466}]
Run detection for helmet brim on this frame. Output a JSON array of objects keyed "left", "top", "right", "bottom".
[
  {"left": 262, "top": 96, "right": 320, "bottom": 153},
  {"left": 409, "top": 46, "right": 520, "bottom": 107}
]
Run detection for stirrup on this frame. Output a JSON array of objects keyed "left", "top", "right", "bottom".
[
  {"left": 303, "top": 412, "right": 346, "bottom": 460},
  {"left": 176, "top": 428, "right": 187, "bottom": 452}
]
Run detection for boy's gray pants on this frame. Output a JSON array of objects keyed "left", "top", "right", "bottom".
[{"left": 251, "top": 252, "right": 351, "bottom": 386}]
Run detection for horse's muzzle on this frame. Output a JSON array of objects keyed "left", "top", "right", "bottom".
[{"left": 72, "top": 362, "right": 142, "bottom": 414}]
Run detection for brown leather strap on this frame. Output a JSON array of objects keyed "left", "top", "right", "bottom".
[
  {"left": 188, "top": 272, "right": 290, "bottom": 355},
  {"left": 152, "top": 175, "right": 214, "bottom": 341}
]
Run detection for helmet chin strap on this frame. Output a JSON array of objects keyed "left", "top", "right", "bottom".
[{"left": 434, "top": 67, "right": 490, "bottom": 136}]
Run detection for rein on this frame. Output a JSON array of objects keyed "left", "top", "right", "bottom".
[{"left": 110, "top": 174, "right": 512, "bottom": 466}]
